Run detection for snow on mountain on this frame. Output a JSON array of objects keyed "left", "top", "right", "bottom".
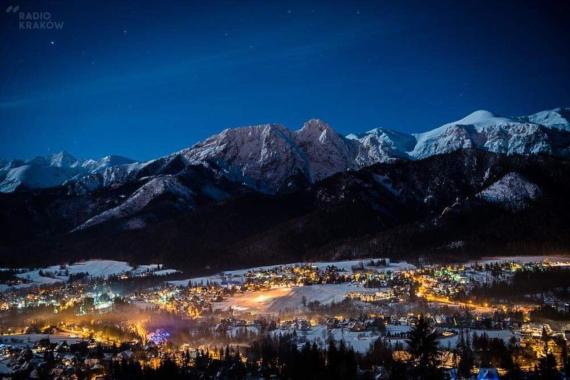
[
  {"left": 0, "top": 163, "right": 80, "bottom": 192},
  {"left": 294, "top": 119, "right": 356, "bottom": 181},
  {"left": 2, "top": 106, "right": 569, "bottom": 194},
  {"left": 178, "top": 119, "right": 360, "bottom": 190},
  {"left": 49, "top": 151, "right": 80, "bottom": 168},
  {"left": 181, "top": 123, "right": 310, "bottom": 191},
  {"left": 348, "top": 128, "right": 415, "bottom": 165},
  {"left": 179, "top": 120, "right": 356, "bottom": 191},
  {"left": 75, "top": 175, "right": 193, "bottom": 231},
  {"left": 0, "top": 152, "right": 136, "bottom": 193},
  {"left": 81, "top": 155, "right": 135, "bottom": 171},
  {"left": 477, "top": 172, "right": 541, "bottom": 210},
  {"left": 67, "top": 161, "right": 144, "bottom": 194},
  {"left": 522, "top": 107, "right": 570, "bottom": 131},
  {"left": 408, "top": 110, "right": 554, "bottom": 159}
]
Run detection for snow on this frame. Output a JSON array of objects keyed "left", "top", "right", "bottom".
[
  {"left": 53, "top": 260, "right": 133, "bottom": 278},
  {"left": 408, "top": 109, "right": 556, "bottom": 159},
  {"left": 0, "top": 164, "right": 79, "bottom": 192},
  {"left": 182, "top": 123, "right": 309, "bottom": 192},
  {"left": 130, "top": 264, "right": 161, "bottom": 276},
  {"left": 294, "top": 119, "right": 356, "bottom": 182},
  {"left": 75, "top": 175, "right": 193, "bottom": 230},
  {"left": 0, "top": 333, "right": 83, "bottom": 346},
  {"left": 12, "top": 260, "right": 134, "bottom": 289},
  {"left": 15, "top": 270, "right": 64, "bottom": 286},
  {"left": 179, "top": 119, "right": 357, "bottom": 191},
  {"left": 152, "top": 269, "right": 179, "bottom": 276},
  {"left": 0, "top": 151, "right": 136, "bottom": 193},
  {"left": 268, "top": 283, "right": 359, "bottom": 312},
  {"left": 80, "top": 155, "right": 135, "bottom": 172},
  {"left": 450, "top": 110, "right": 508, "bottom": 126},
  {"left": 2, "top": 260, "right": 184, "bottom": 292},
  {"left": 3, "top": 106, "right": 569, "bottom": 194},
  {"left": 525, "top": 107, "right": 570, "bottom": 131},
  {"left": 477, "top": 172, "right": 541, "bottom": 210}
]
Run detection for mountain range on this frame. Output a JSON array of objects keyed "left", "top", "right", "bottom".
[
  {"left": 0, "top": 152, "right": 137, "bottom": 193},
  {"left": 1, "top": 107, "right": 569, "bottom": 272},
  {"left": 2, "top": 107, "right": 569, "bottom": 194}
]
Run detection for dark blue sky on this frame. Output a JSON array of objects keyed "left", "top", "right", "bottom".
[{"left": 1, "top": 0, "right": 569, "bottom": 161}]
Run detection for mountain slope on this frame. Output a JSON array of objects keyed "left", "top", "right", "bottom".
[
  {"left": 477, "top": 172, "right": 541, "bottom": 210},
  {"left": 1, "top": 150, "right": 569, "bottom": 272}
]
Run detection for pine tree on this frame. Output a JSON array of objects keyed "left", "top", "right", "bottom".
[
  {"left": 406, "top": 315, "right": 442, "bottom": 379},
  {"left": 457, "top": 330, "right": 474, "bottom": 379}
]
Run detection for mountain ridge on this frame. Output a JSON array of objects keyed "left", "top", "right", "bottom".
[
  {"left": 2, "top": 149, "right": 569, "bottom": 271},
  {"left": 2, "top": 106, "right": 569, "bottom": 194}
]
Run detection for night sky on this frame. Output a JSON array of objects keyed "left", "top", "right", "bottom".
[{"left": 1, "top": 0, "right": 569, "bottom": 161}]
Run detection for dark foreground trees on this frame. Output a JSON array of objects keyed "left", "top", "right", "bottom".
[
  {"left": 406, "top": 315, "right": 444, "bottom": 380},
  {"left": 108, "top": 325, "right": 565, "bottom": 380}
]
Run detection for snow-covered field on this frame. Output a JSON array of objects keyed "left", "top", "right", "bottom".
[
  {"left": 2, "top": 260, "right": 178, "bottom": 292},
  {"left": 0, "top": 333, "right": 83, "bottom": 346},
  {"left": 268, "top": 283, "right": 360, "bottom": 312},
  {"left": 213, "top": 283, "right": 360, "bottom": 314}
]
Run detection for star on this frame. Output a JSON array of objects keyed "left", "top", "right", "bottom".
[
  {"left": 49, "top": 40, "right": 55, "bottom": 46},
  {"left": 122, "top": 29, "right": 128, "bottom": 35}
]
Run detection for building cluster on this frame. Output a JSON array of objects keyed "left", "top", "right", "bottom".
[{"left": 0, "top": 258, "right": 569, "bottom": 377}]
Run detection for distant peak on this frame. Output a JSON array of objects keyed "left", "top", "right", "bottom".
[
  {"left": 457, "top": 110, "right": 496, "bottom": 124},
  {"left": 49, "top": 151, "right": 78, "bottom": 167},
  {"left": 219, "top": 123, "right": 287, "bottom": 135},
  {"left": 303, "top": 118, "right": 331, "bottom": 129},
  {"left": 101, "top": 154, "right": 134, "bottom": 162},
  {"left": 51, "top": 150, "right": 76, "bottom": 159},
  {"left": 298, "top": 119, "right": 334, "bottom": 135}
]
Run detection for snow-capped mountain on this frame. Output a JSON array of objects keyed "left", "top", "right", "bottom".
[
  {"left": 521, "top": 107, "right": 570, "bottom": 131},
  {"left": 3, "top": 107, "right": 569, "bottom": 194},
  {"left": 347, "top": 127, "right": 416, "bottom": 164},
  {"left": 407, "top": 110, "right": 558, "bottom": 159},
  {"left": 180, "top": 123, "right": 309, "bottom": 192},
  {"left": 294, "top": 119, "right": 356, "bottom": 181},
  {"left": 0, "top": 152, "right": 135, "bottom": 193},
  {"left": 172, "top": 107, "right": 569, "bottom": 191},
  {"left": 169, "top": 119, "right": 359, "bottom": 192}
]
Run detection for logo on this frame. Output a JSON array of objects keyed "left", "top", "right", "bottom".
[
  {"left": 5, "top": 5, "right": 64, "bottom": 30},
  {"left": 5, "top": 5, "right": 19, "bottom": 13}
]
